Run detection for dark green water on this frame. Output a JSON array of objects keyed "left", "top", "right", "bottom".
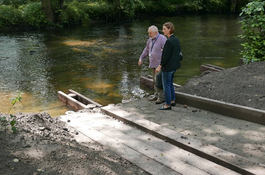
[{"left": 0, "top": 15, "right": 243, "bottom": 116}]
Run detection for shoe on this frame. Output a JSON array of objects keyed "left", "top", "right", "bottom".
[
  {"left": 171, "top": 102, "right": 176, "bottom": 106},
  {"left": 155, "top": 99, "right": 165, "bottom": 104},
  {"left": 149, "top": 96, "right": 157, "bottom": 101},
  {"left": 158, "top": 106, "right": 171, "bottom": 110}
]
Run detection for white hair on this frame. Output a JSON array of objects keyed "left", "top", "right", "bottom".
[{"left": 148, "top": 25, "right": 158, "bottom": 33}]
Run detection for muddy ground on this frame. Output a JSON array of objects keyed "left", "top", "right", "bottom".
[{"left": 0, "top": 61, "right": 264, "bottom": 175}]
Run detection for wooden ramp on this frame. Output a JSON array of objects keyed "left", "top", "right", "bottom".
[
  {"left": 60, "top": 110, "right": 241, "bottom": 175},
  {"left": 58, "top": 90, "right": 265, "bottom": 175}
]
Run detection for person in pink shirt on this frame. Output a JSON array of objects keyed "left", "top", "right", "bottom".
[{"left": 138, "top": 25, "right": 167, "bottom": 104}]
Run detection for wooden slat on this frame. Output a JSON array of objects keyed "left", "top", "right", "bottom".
[
  {"left": 140, "top": 76, "right": 181, "bottom": 89},
  {"left": 200, "top": 65, "right": 221, "bottom": 72},
  {"left": 68, "top": 89, "right": 102, "bottom": 107},
  {"left": 206, "top": 64, "right": 224, "bottom": 71},
  {"left": 58, "top": 91, "right": 87, "bottom": 111}
]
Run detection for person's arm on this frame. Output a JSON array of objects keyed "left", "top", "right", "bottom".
[{"left": 138, "top": 39, "right": 150, "bottom": 66}]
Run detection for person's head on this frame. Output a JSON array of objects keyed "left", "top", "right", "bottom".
[
  {"left": 148, "top": 25, "right": 158, "bottom": 39},
  {"left": 162, "top": 22, "right": 175, "bottom": 37}
]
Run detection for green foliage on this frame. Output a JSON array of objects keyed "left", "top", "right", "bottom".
[
  {"left": 0, "top": 5, "right": 23, "bottom": 29},
  {"left": 11, "top": 0, "right": 28, "bottom": 8},
  {"left": 63, "top": 0, "right": 141, "bottom": 23},
  {"left": 120, "top": 0, "right": 145, "bottom": 19},
  {"left": 166, "top": 0, "right": 186, "bottom": 5},
  {"left": 0, "top": 0, "right": 253, "bottom": 30},
  {"left": 22, "top": 2, "right": 47, "bottom": 28},
  {"left": 0, "top": 92, "right": 23, "bottom": 133},
  {"left": 85, "top": 2, "right": 113, "bottom": 20},
  {"left": 209, "top": 0, "right": 226, "bottom": 12},
  {"left": 138, "top": 0, "right": 174, "bottom": 16},
  {"left": 62, "top": 0, "right": 90, "bottom": 25},
  {"left": 239, "top": 1, "right": 265, "bottom": 64},
  {"left": 10, "top": 114, "right": 17, "bottom": 133},
  {"left": 184, "top": 0, "right": 204, "bottom": 12},
  {"left": 182, "top": 0, "right": 231, "bottom": 13},
  {"left": 9, "top": 92, "right": 23, "bottom": 113}
]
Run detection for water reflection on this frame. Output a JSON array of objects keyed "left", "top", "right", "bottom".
[{"left": 0, "top": 15, "right": 243, "bottom": 116}]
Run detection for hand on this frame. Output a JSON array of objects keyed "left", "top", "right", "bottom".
[
  {"left": 138, "top": 59, "right": 143, "bottom": 66},
  {"left": 156, "top": 66, "right": 161, "bottom": 73}
]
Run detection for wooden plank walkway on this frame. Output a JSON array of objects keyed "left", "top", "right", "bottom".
[
  {"left": 60, "top": 110, "right": 240, "bottom": 175},
  {"left": 58, "top": 89, "right": 265, "bottom": 175}
]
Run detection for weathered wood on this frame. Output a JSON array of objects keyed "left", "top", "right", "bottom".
[
  {"left": 200, "top": 65, "right": 221, "bottom": 72},
  {"left": 58, "top": 91, "right": 87, "bottom": 111},
  {"left": 205, "top": 64, "right": 224, "bottom": 71},
  {"left": 140, "top": 76, "right": 154, "bottom": 89},
  {"left": 68, "top": 93, "right": 77, "bottom": 98},
  {"left": 68, "top": 89, "right": 102, "bottom": 107},
  {"left": 140, "top": 76, "right": 181, "bottom": 89}
]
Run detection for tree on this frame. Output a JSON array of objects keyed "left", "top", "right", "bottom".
[
  {"left": 107, "top": 0, "right": 144, "bottom": 21},
  {"left": 41, "top": 0, "right": 64, "bottom": 23},
  {"left": 239, "top": 1, "right": 265, "bottom": 64},
  {"left": 231, "top": 0, "right": 251, "bottom": 13}
]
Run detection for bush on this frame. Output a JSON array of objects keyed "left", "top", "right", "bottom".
[
  {"left": 22, "top": 2, "right": 47, "bottom": 28},
  {"left": 183, "top": 0, "right": 204, "bottom": 12},
  {"left": 85, "top": 2, "right": 113, "bottom": 21},
  {"left": 0, "top": 5, "right": 22, "bottom": 29},
  {"left": 182, "top": 0, "right": 231, "bottom": 13},
  {"left": 239, "top": 1, "right": 265, "bottom": 64},
  {"left": 137, "top": 0, "right": 175, "bottom": 16},
  {"left": 62, "top": 1, "right": 90, "bottom": 25}
]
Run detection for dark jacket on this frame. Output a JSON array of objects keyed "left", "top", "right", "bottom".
[{"left": 160, "top": 35, "right": 182, "bottom": 72}]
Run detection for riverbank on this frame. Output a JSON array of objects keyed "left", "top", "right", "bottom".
[
  {"left": 1, "top": 61, "right": 264, "bottom": 174},
  {"left": 177, "top": 61, "right": 265, "bottom": 110}
]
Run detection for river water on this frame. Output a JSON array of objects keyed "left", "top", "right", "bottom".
[{"left": 0, "top": 14, "right": 243, "bottom": 116}]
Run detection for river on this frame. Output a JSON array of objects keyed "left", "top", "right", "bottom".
[{"left": 0, "top": 14, "right": 243, "bottom": 116}]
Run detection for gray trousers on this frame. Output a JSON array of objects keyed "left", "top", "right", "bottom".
[{"left": 151, "top": 68, "right": 165, "bottom": 100}]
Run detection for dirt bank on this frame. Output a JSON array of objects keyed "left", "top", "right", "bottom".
[
  {"left": 0, "top": 112, "right": 149, "bottom": 175},
  {"left": 177, "top": 61, "right": 265, "bottom": 110}
]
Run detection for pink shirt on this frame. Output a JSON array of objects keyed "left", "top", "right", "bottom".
[{"left": 140, "top": 34, "right": 167, "bottom": 68}]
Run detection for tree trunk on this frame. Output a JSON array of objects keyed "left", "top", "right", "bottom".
[
  {"left": 42, "top": 0, "right": 54, "bottom": 23},
  {"left": 231, "top": 0, "right": 240, "bottom": 13},
  {"left": 41, "top": 0, "right": 64, "bottom": 23},
  {"left": 113, "top": 0, "right": 121, "bottom": 21}
]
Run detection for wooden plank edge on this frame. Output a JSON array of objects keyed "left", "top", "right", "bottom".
[
  {"left": 205, "top": 64, "right": 225, "bottom": 70},
  {"left": 68, "top": 89, "right": 102, "bottom": 107},
  {"left": 58, "top": 91, "right": 87, "bottom": 111},
  {"left": 200, "top": 65, "right": 221, "bottom": 72},
  {"left": 140, "top": 76, "right": 181, "bottom": 89},
  {"left": 175, "top": 91, "right": 265, "bottom": 126}
]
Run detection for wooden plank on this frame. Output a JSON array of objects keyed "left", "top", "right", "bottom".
[
  {"left": 68, "top": 89, "right": 102, "bottom": 107},
  {"left": 200, "top": 65, "right": 221, "bottom": 72},
  {"left": 140, "top": 76, "right": 181, "bottom": 89},
  {"left": 205, "top": 64, "right": 224, "bottom": 71},
  {"left": 58, "top": 91, "right": 87, "bottom": 111},
  {"left": 175, "top": 91, "right": 265, "bottom": 126},
  {"left": 140, "top": 76, "right": 154, "bottom": 89}
]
